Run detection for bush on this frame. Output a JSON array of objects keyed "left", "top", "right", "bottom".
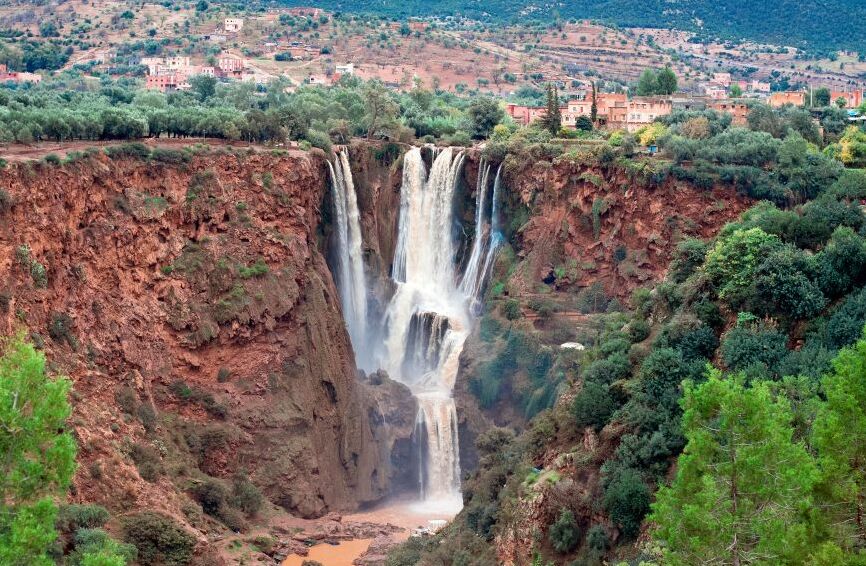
[
  {"left": 502, "top": 299, "right": 521, "bottom": 320},
  {"left": 190, "top": 478, "right": 228, "bottom": 516},
  {"left": 602, "top": 467, "right": 650, "bottom": 539},
  {"left": 56, "top": 504, "right": 110, "bottom": 534},
  {"left": 130, "top": 442, "right": 162, "bottom": 482},
  {"left": 121, "top": 512, "right": 196, "bottom": 566},
  {"left": 574, "top": 381, "right": 616, "bottom": 432},
  {"left": 549, "top": 508, "right": 580, "bottom": 554},
  {"left": 0, "top": 189, "right": 11, "bottom": 213},
  {"left": 669, "top": 238, "right": 708, "bottom": 283},
  {"left": 586, "top": 524, "right": 610, "bottom": 554},
  {"left": 43, "top": 153, "right": 61, "bottom": 165},
  {"left": 105, "top": 142, "right": 151, "bottom": 160},
  {"left": 721, "top": 325, "right": 788, "bottom": 376},
  {"left": 627, "top": 318, "right": 651, "bottom": 343},
  {"left": 115, "top": 386, "right": 138, "bottom": 414},
  {"left": 137, "top": 402, "right": 157, "bottom": 433},
  {"left": 68, "top": 528, "right": 137, "bottom": 566},
  {"left": 231, "top": 473, "right": 264, "bottom": 516},
  {"left": 582, "top": 353, "right": 631, "bottom": 385},
  {"left": 151, "top": 148, "right": 190, "bottom": 164}
]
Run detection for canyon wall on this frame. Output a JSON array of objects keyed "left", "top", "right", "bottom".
[{"left": 0, "top": 147, "right": 411, "bottom": 529}]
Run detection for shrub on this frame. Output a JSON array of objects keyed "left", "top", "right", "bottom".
[
  {"left": 121, "top": 512, "right": 196, "bottom": 566},
  {"left": 151, "top": 148, "right": 190, "bottom": 164},
  {"left": 0, "top": 189, "right": 12, "bottom": 213},
  {"left": 56, "top": 504, "right": 110, "bottom": 534},
  {"left": 105, "top": 142, "right": 151, "bottom": 160},
  {"left": 627, "top": 318, "right": 651, "bottom": 343},
  {"left": 115, "top": 386, "right": 138, "bottom": 414},
  {"left": 217, "top": 367, "right": 231, "bottom": 383},
  {"left": 68, "top": 528, "right": 137, "bottom": 566},
  {"left": 48, "top": 312, "right": 77, "bottom": 349},
  {"left": 190, "top": 478, "right": 228, "bottom": 516},
  {"left": 586, "top": 524, "right": 610, "bottom": 554},
  {"left": 137, "top": 403, "right": 158, "bottom": 433},
  {"left": 238, "top": 258, "right": 268, "bottom": 278},
  {"left": 548, "top": 508, "right": 580, "bottom": 554},
  {"left": 602, "top": 467, "right": 650, "bottom": 539},
  {"left": 721, "top": 325, "right": 788, "bottom": 376},
  {"left": 231, "top": 473, "right": 264, "bottom": 516},
  {"left": 582, "top": 353, "right": 631, "bottom": 385},
  {"left": 574, "top": 381, "right": 615, "bottom": 432},
  {"left": 502, "top": 299, "right": 521, "bottom": 320},
  {"left": 43, "top": 153, "right": 61, "bottom": 165},
  {"left": 669, "top": 238, "right": 708, "bottom": 283},
  {"left": 130, "top": 442, "right": 162, "bottom": 482}
]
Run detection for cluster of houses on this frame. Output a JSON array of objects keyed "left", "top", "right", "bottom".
[
  {"left": 506, "top": 86, "right": 865, "bottom": 132},
  {"left": 142, "top": 55, "right": 274, "bottom": 92}
]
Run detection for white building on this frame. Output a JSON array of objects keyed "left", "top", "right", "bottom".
[
  {"left": 224, "top": 18, "right": 244, "bottom": 33},
  {"left": 335, "top": 63, "right": 355, "bottom": 76}
]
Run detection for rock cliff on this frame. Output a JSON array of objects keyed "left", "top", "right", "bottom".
[{"left": 0, "top": 147, "right": 410, "bottom": 532}]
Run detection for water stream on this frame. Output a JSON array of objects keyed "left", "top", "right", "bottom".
[{"left": 329, "top": 146, "right": 503, "bottom": 513}]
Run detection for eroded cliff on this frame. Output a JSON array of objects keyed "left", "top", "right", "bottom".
[{"left": 0, "top": 146, "right": 411, "bottom": 538}]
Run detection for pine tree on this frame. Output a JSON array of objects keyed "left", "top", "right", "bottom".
[
  {"left": 542, "top": 83, "right": 561, "bottom": 135},
  {"left": 651, "top": 370, "right": 818, "bottom": 566},
  {"left": 0, "top": 335, "right": 77, "bottom": 565},
  {"left": 590, "top": 81, "right": 598, "bottom": 123},
  {"left": 813, "top": 335, "right": 866, "bottom": 550}
]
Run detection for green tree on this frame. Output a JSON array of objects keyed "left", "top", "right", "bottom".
[
  {"left": 467, "top": 97, "right": 504, "bottom": 139},
  {"left": 636, "top": 69, "right": 658, "bottom": 96},
  {"left": 813, "top": 334, "right": 866, "bottom": 550},
  {"left": 704, "top": 227, "right": 782, "bottom": 307},
  {"left": 540, "top": 83, "right": 561, "bottom": 135},
  {"left": 731, "top": 84, "right": 743, "bottom": 97},
  {"left": 656, "top": 66, "right": 678, "bottom": 95},
  {"left": 0, "top": 335, "right": 77, "bottom": 565},
  {"left": 651, "top": 370, "right": 818, "bottom": 566},
  {"left": 548, "top": 508, "right": 580, "bottom": 553},
  {"left": 189, "top": 74, "right": 217, "bottom": 102},
  {"left": 590, "top": 81, "right": 598, "bottom": 122},
  {"left": 362, "top": 80, "right": 399, "bottom": 139},
  {"left": 815, "top": 87, "right": 831, "bottom": 107}
]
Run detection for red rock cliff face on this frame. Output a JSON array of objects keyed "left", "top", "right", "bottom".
[{"left": 0, "top": 148, "right": 398, "bottom": 524}]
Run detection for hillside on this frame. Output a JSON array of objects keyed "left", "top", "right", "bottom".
[{"left": 279, "top": 0, "right": 866, "bottom": 54}]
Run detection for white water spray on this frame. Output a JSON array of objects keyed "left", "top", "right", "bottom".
[
  {"left": 329, "top": 146, "right": 505, "bottom": 513},
  {"left": 328, "top": 151, "right": 370, "bottom": 369},
  {"left": 380, "top": 147, "right": 469, "bottom": 511}
]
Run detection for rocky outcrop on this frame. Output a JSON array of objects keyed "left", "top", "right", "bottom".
[{"left": 0, "top": 147, "right": 409, "bottom": 528}]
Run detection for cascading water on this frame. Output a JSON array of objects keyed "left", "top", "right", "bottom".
[
  {"left": 328, "top": 151, "right": 371, "bottom": 369},
  {"left": 381, "top": 147, "right": 468, "bottom": 511},
  {"left": 460, "top": 162, "right": 505, "bottom": 311},
  {"left": 328, "top": 145, "right": 505, "bottom": 513}
]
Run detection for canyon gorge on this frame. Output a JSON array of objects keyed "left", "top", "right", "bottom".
[{"left": 0, "top": 140, "right": 749, "bottom": 563}]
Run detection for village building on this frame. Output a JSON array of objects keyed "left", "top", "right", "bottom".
[
  {"left": 335, "top": 63, "right": 355, "bottom": 76},
  {"left": 218, "top": 56, "right": 245, "bottom": 74},
  {"left": 769, "top": 91, "right": 806, "bottom": 107},
  {"left": 622, "top": 97, "right": 674, "bottom": 131},
  {"left": 224, "top": 18, "right": 244, "bottom": 33},
  {"left": 830, "top": 90, "right": 864, "bottom": 108},
  {"left": 145, "top": 73, "right": 180, "bottom": 92},
  {"left": 709, "top": 100, "right": 750, "bottom": 125}
]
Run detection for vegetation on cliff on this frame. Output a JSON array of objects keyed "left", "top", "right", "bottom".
[{"left": 387, "top": 96, "right": 866, "bottom": 564}]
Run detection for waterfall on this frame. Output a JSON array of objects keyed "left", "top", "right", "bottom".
[
  {"left": 328, "top": 151, "right": 370, "bottom": 369},
  {"left": 459, "top": 158, "right": 491, "bottom": 299},
  {"left": 460, "top": 162, "right": 504, "bottom": 310},
  {"left": 328, "top": 146, "right": 504, "bottom": 512},
  {"left": 381, "top": 147, "right": 468, "bottom": 510}
]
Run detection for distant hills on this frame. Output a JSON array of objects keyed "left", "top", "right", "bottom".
[{"left": 278, "top": 0, "right": 866, "bottom": 54}]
